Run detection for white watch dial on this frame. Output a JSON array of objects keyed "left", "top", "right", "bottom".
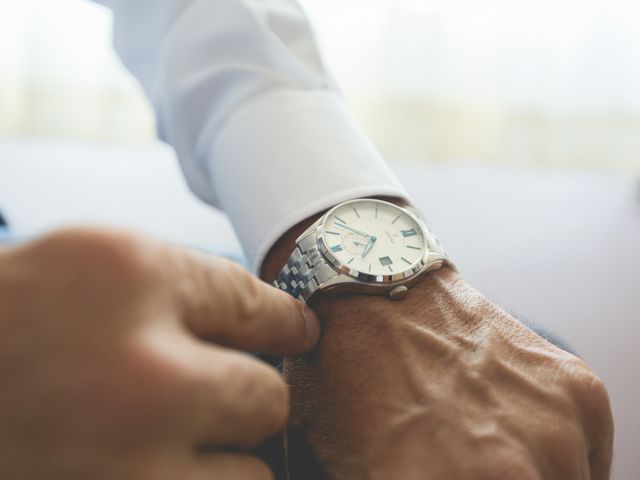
[{"left": 321, "top": 199, "right": 427, "bottom": 278}]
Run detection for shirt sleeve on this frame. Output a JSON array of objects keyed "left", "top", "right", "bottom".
[{"left": 92, "top": 0, "right": 409, "bottom": 273}]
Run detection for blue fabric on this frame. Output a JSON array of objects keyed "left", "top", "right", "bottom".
[
  {"left": 0, "top": 227, "right": 11, "bottom": 244},
  {"left": 0, "top": 210, "right": 12, "bottom": 245},
  {"left": 0, "top": 210, "right": 247, "bottom": 260},
  {"left": 519, "top": 316, "right": 575, "bottom": 355}
]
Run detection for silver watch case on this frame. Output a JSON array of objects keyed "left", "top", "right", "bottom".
[{"left": 280, "top": 199, "right": 450, "bottom": 301}]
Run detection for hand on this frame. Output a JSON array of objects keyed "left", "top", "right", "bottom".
[
  {"left": 262, "top": 202, "right": 613, "bottom": 480},
  {"left": 360, "top": 236, "right": 376, "bottom": 259},
  {"left": 0, "top": 228, "right": 320, "bottom": 480},
  {"left": 283, "top": 269, "right": 613, "bottom": 479}
]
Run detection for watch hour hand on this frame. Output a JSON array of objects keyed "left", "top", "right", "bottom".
[{"left": 361, "top": 236, "right": 377, "bottom": 258}]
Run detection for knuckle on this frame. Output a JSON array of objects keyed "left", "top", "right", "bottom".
[
  {"left": 565, "top": 360, "right": 611, "bottom": 414},
  {"left": 257, "top": 365, "right": 290, "bottom": 429},
  {"left": 558, "top": 357, "right": 613, "bottom": 443},
  {"left": 244, "top": 458, "right": 275, "bottom": 480},
  {"left": 100, "top": 339, "right": 192, "bottom": 420},
  {"left": 581, "top": 373, "right": 613, "bottom": 429},
  {"left": 558, "top": 356, "right": 592, "bottom": 391},
  {"left": 231, "top": 268, "right": 267, "bottom": 321},
  {"left": 36, "top": 228, "right": 156, "bottom": 284},
  {"left": 234, "top": 359, "right": 289, "bottom": 432},
  {"left": 220, "top": 263, "right": 279, "bottom": 338},
  {"left": 585, "top": 373, "right": 609, "bottom": 405}
]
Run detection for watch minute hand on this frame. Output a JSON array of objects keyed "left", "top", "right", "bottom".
[{"left": 334, "top": 223, "right": 371, "bottom": 238}]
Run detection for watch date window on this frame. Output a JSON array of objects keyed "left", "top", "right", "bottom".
[{"left": 379, "top": 256, "right": 393, "bottom": 266}]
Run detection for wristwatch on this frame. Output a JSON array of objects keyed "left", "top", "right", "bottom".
[{"left": 273, "top": 198, "right": 452, "bottom": 303}]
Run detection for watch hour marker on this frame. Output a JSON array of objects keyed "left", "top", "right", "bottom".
[
  {"left": 407, "top": 245, "right": 422, "bottom": 251},
  {"left": 401, "top": 257, "right": 412, "bottom": 265},
  {"left": 347, "top": 258, "right": 354, "bottom": 264},
  {"left": 327, "top": 231, "right": 340, "bottom": 236},
  {"left": 335, "top": 216, "right": 347, "bottom": 224},
  {"left": 379, "top": 256, "right": 393, "bottom": 266},
  {"left": 368, "top": 264, "right": 372, "bottom": 272},
  {"left": 388, "top": 265, "right": 394, "bottom": 273},
  {"left": 402, "top": 228, "right": 418, "bottom": 237},
  {"left": 331, "top": 245, "right": 343, "bottom": 253},
  {"left": 375, "top": 206, "right": 379, "bottom": 218},
  {"left": 352, "top": 207, "right": 360, "bottom": 218},
  {"left": 391, "top": 215, "right": 401, "bottom": 224}
]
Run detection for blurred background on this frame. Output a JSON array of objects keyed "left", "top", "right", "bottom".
[
  {"left": 1, "top": 0, "right": 640, "bottom": 173},
  {"left": 0, "top": 0, "right": 638, "bottom": 478}
]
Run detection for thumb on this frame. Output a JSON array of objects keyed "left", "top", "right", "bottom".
[{"left": 171, "top": 252, "right": 321, "bottom": 356}]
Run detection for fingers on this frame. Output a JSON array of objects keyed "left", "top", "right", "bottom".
[
  {"left": 136, "top": 452, "right": 273, "bottom": 480},
  {"left": 190, "top": 453, "right": 274, "bottom": 480},
  {"left": 9, "top": 228, "right": 320, "bottom": 356},
  {"left": 184, "top": 343, "right": 289, "bottom": 449},
  {"left": 168, "top": 251, "right": 320, "bottom": 356}
]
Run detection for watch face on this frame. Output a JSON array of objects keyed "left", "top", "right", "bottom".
[{"left": 319, "top": 199, "right": 427, "bottom": 281}]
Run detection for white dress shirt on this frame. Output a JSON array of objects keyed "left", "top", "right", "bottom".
[{"left": 93, "top": 0, "right": 408, "bottom": 273}]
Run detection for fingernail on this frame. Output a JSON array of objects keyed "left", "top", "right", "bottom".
[{"left": 303, "top": 305, "right": 321, "bottom": 348}]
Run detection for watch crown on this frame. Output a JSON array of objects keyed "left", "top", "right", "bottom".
[{"left": 388, "top": 285, "right": 409, "bottom": 301}]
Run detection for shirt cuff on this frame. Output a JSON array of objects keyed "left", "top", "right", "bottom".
[{"left": 207, "top": 89, "right": 410, "bottom": 274}]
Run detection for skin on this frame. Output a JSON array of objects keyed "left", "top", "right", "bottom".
[
  {"left": 0, "top": 227, "right": 320, "bottom": 480},
  {"left": 262, "top": 204, "right": 614, "bottom": 480}
]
